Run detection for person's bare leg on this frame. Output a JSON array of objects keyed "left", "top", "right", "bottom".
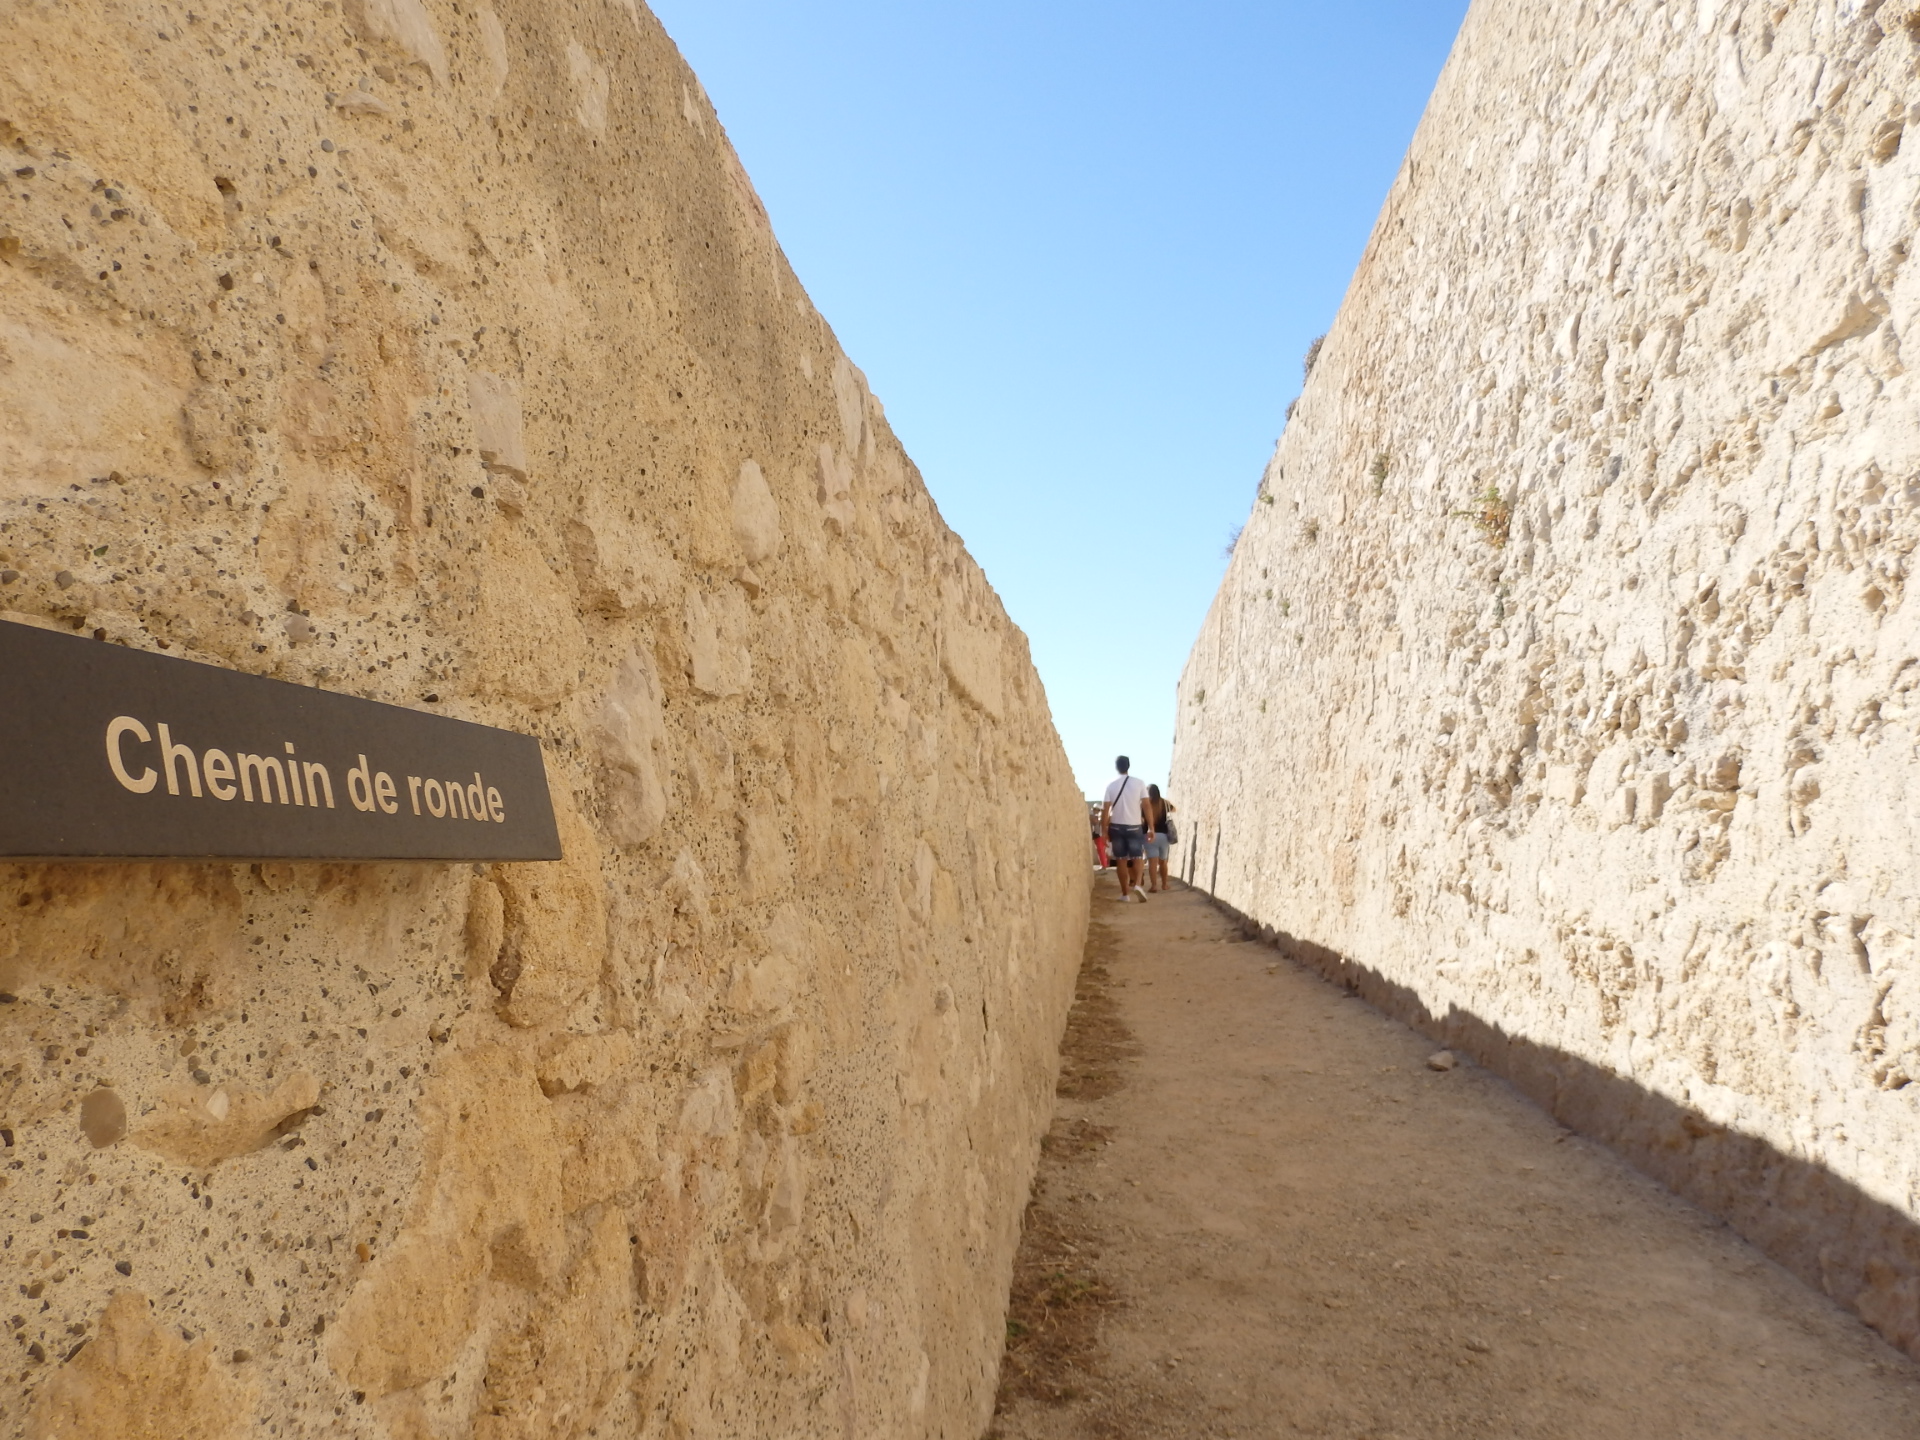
[{"left": 1111, "top": 843, "right": 1129, "bottom": 897}]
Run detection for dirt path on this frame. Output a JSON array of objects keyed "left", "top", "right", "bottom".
[{"left": 989, "top": 878, "right": 1920, "bottom": 1439}]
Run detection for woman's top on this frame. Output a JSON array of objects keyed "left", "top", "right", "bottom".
[{"left": 1148, "top": 798, "right": 1172, "bottom": 828}]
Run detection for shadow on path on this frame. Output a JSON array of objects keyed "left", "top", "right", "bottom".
[
  {"left": 989, "top": 878, "right": 1920, "bottom": 1440},
  {"left": 1223, "top": 899, "right": 1920, "bottom": 1366}
]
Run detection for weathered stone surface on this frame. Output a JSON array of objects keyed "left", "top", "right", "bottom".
[
  {"left": 0, "top": 2, "right": 1088, "bottom": 1434},
  {"left": 1176, "top": 0, "right": 1920, "bottom": 1360},
  {"left": 26, "top": 1291, "right": 249, "bottom": 1440},
  {"left": 130, "top": 1073, "right": 322, "bottom": 1167},
  {"left": 732, "top": 459, "right": 783, "bottom": 567},
  {"left": 591, "top": 647, "right": 672, "bottom": 848},
  {"left": 465, "top": 372, "right": 527, "bottom": 484}
]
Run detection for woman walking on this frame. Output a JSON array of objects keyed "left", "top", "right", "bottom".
[{"left": 1143, "top": 784, "right": 1175, "bottom": 892}]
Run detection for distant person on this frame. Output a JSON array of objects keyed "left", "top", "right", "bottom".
[
  {"left": 1100, "top": 756, "right": 1155, "bottom": 903},
  {"left": 1090, "top": 809, "right": 1109, "bottom": 870},
  {"left": 1143, "top": 784, "right": 1175, "bottom": 892}
]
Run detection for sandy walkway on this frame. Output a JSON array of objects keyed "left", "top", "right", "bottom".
[{"left": 989, "top": 877, "right": 1920, "bottom": 1439}]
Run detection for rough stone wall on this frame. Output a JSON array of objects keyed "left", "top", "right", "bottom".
[
  {"left": 1176, "top": 0, "right": 1920, "bottom": 1359},
  {"left": 0, "top": 2, "right": 1089, "bottom": 1435}
]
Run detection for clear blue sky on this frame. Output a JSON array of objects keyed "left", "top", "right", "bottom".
[{"left": 649, "top": 0, "right": 1470, "bottom": 799}]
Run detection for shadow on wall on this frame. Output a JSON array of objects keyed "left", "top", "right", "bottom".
[{"left": 1187, "top": 883, "right": 1920, "bottom": 1366}]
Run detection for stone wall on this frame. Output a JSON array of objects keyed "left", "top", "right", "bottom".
[
  {"left": 1175, "top": 0, "right": 1920, "bottom": 1360},
  {"left": 0, "top": 2, "right": 1089, "bottom": 1435}
]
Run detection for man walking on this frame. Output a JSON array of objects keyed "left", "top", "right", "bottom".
[{"left": 1100, "top": 756, "right": 1156, "bottom": 903}]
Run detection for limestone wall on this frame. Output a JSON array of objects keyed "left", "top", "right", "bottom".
[
  {"left": 1175, "top": 0, "right": 1920, "bottom": 1359},
  {"left": 0, "top": 2, "right": 1089, "bottom": 1435}
]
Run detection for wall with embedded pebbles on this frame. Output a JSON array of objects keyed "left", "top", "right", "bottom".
[
  {"left": 1176, "top": 0, "right": 1920, "bottom": 1361},
  {"left": 0, "top": 1, "right": 1089, "bottom": 1435}
]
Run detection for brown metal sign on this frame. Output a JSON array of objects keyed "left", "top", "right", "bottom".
[{"left": 0, "top": 619, "right": 562, "bottom": 862}]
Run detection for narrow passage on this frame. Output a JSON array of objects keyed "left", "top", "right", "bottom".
[{"left": 990, "top": 878, "right": 1920, "bottom": 1439}]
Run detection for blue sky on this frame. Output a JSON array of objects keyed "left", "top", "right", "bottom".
[{"left": 649, "top": 0, "right": 1470, "bottom": 798}]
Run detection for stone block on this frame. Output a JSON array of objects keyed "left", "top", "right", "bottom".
[
  {"left": 1173, "top": 0, "right": 1920, "bottom": 1362},
  {"left": 0, "top": 8, "right": 1087, "bottom": 1434}
]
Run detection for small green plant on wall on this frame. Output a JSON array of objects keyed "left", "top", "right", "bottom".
[
  {"left": 1369, "top": 452, "right": 1391, "bottom": 495},
  {"left": 1452, "top": 483, "right": 1512, "bottom": 548}
]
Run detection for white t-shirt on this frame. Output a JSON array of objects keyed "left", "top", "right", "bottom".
[{"left": 1104, "top": 776, "right": 1147, "bottom": 826}]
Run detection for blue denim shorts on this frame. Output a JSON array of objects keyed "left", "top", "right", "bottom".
[
  {"left": 1107, "top": 824, "right": 1145, "bottom": 860},
  {"left": 1144, "top": 835, "right": 1169, "bottom": 861}
]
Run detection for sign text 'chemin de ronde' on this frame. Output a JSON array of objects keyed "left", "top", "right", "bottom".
[{"left": 0, "top": 619, "right": 562, "bottom": 861}]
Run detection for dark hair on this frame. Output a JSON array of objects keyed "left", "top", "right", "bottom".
[
  {"left": 1115, "top": 756, "right": 1130, "bottom": 773},
  {"left": 1148, "top": 784, "right": 1161, "bottom": 800}
]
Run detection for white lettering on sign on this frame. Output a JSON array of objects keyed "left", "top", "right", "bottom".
[
  {"left": 106, "top": 716, "right": 157, "bottom": 793},
  {"left": 203, "top": 749, "right": 237, "bottom": 800},
  {"left": 347, "top": 756, "right": 395, "bottom": 814},
  {"left": 104, "top": 718, "right": 506, "bottom": 822},
  {"left": 237, "top": 752, "right": 290, "bottom": 804},
  {"left": 159, "top": 723, "right": 200, "bottom": 797},
  {"left": 308, "top": 762, "right": 336, "bottom": 808}
]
